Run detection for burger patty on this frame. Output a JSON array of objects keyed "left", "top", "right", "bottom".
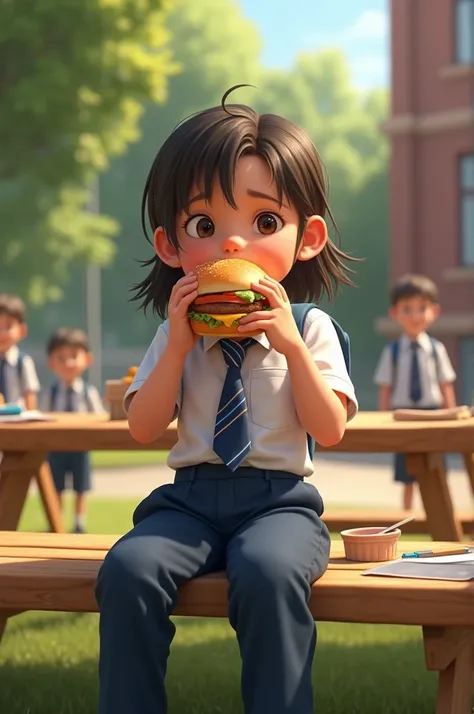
[{"left": 189, "top": 300, "right": 266, "bottom": 315}]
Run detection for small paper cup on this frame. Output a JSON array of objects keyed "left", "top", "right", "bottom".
[{"left": 340, "top": 527, "right": 401, "bottom": 562}]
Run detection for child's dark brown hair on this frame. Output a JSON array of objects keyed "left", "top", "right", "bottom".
[
  {"left": 0, "top": 293, "right": 26, "bottom": 324},
  {"left": 134, "top": 85, "right": 357, "bottom": 318},
  {"left": 390, "top": 275, "right": 438, "bottom": 306},
  {"left": 47, "top": 328, "right": 91, "bottom": 356}
]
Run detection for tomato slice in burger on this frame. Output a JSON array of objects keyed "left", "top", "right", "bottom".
[{"left": 194, "top": 293, "right": 248, "bottom": 305}]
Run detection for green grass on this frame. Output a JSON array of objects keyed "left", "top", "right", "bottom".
[
  {"left": 2, "top": 497, "right": 439, "bottom": 713},
  {"left": 90, "top": 450, "right": 168, "bottom": 468},
  {"left": 0, "top": 614, "right": 436, "bottom": 714}
]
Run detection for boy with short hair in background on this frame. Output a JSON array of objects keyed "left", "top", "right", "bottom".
[
  {"left": 374, "top": 275, "right": 456, "bottom": 511},
  {"left": 41, "top": 327, "right": 104, "bottom": 533},
  {"left": 0, "top": 293, "right": 39, "bottom": 409}
]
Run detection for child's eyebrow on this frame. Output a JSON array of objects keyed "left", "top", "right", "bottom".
[
  {"left": 186, "top": 192, "right": 206, "bottom": 208},
  {"left": 247, "top": 189, "right": 288, "bottom": 209}
]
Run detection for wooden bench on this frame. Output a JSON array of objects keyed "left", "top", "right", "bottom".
[
  {"left": 322, "top": 508, "right": 474, "bottom": 536},
  {"left": 0, "top": 532, "right": 473, "bottom": 714}
]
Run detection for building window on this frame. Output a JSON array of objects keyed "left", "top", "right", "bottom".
[
  {"left": 460, "top": 337, "right": 474, "bottom": 405},
  {"left": 456, "top": 0, "right": 474, "bottom": 63},
  {"left": 460, "top": 155, "right": 474, "bottom": 265}
]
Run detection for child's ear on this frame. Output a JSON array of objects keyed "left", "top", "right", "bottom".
[
  {"left": 86, "top": 352, "right": 94, "bottom": 368},
  {"left": 154, "top": 227, "right": 181, "bottom": 268},
  {"left": 431, "top": 303, "right": 441, "bottom": 319},
  {"left": 389, "top": 307, "right": 397, "bottom": 320},
  {"left": 296, "top": 216, "right": 328, "bottom": 262},
  {"left": 19, "top": 324, "right": 28, "bottom": 340}
]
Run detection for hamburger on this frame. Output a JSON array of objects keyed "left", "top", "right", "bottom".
[{"left": 188, "top": 259, "right": 270, "bottom": 337}]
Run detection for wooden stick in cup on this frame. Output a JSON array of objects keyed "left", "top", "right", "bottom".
[{"left": 378, "top": 515, "right": 416, "bottom": 535}]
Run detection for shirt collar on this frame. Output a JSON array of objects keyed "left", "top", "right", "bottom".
[
  {"left": 1, "top": 346, "right": 19, "bottom": 365},
  {"left": 202, "top": 332, "right": 270, "bottom": 352},
  {"left": 59, "top": 377, "right": 84, "bottom": 393},
  {"left": 399, "top": 332, "right": 432, "bottom": 350}
]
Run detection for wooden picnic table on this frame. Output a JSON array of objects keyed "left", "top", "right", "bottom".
[{"left": 0, "top": 412, "right": 473, "bottom": 541}]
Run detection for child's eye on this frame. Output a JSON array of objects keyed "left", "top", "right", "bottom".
[
  {"left": 253, "top": 213, "right": 284, "bottom": 235},
  {"left": 184, "top": 215, "right": 215, "bottom": 238}
]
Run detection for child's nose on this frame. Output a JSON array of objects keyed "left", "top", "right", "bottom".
[{"left": 221, "top": 234, "right": 246, "bottom": 253}]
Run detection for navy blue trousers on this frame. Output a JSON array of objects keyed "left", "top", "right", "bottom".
[
  {"left": 48, "top": 452, "right": 91, "bottom": 493},
  {"left": 96, "top": 463, "right": 330, "bottom": 714},
  {"left": 393, "top": 406, "right": 445, "bottom": 484}
]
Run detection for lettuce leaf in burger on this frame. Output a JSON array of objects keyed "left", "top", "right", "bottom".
[{"left": 188, "top": 259, "right": 270, "bottom": 337}]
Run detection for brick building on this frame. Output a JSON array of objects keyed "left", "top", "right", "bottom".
[{"left": 377, "top": 0, "right": 474, "bottom": 403}]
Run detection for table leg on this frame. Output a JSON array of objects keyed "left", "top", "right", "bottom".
[
  {"left": 462, "top": 453, "right": 474, "bottom": 500},
  {"left": 35, "top": 461, "right": 64, "bottom": 534},
  {"left": 0, "top": 453, "right": 43, "bottom": 530},
  {"left": 0, "top": 610, "right": 22, "bottom": 644},
  {"left": 423, "top": 626, "right": 474, "bottom": 714},
  {"left": 406, "top": 453, "right": 463, "bottom": 542}
]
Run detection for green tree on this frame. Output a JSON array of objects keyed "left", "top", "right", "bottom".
[
  {"left": 255, "top": 50, "right": 390, "bottom": 406},
  {"left": 100, "top": 0, "right": 261, "bottom": 345},
  {"left": 0, "top": 0, "right": 176, "bottom": 304}
]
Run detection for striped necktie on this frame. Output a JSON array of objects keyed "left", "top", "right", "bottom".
[
  {"left": 409, "top": 341, "right": 422, "bottom": 403},
  {"left": 65, "top": 385, "right": 77, "bottom": 412},
  {"left": 213, "top": 338, "right": 255, "bottom": 472}
]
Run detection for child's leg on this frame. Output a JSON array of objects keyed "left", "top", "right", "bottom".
[
  {"left": 47, "top": 453, "right": 66, "bottom": 506},
  {"left": 96, "top": 486, "right": 225, "bottom": 714},
  {"left": 71, "top": 452, "right": 91, "bottom": 532},
  {"left": 394, "top": 454, "right": 416, "bottom": 510},
  {"left": 226, "top": 478, "right": 330, "bottom": 714}
]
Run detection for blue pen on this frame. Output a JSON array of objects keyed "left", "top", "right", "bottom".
[{"left": 402, "top": 547, "right": 473, "bottom": 559}]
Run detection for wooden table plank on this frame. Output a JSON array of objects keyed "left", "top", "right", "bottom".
[
  {"left": 1, "top": 551, "right": 474, "bottom": 625},
  {"left": 0, "top": 412, "right": 473, "bottom": 453}
]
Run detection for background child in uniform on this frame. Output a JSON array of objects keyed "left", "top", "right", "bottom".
[
  {"left": 96, "top": 88, "right": 358, "bottom": 714},
  {"left": 40, "top": 327, "right": 105, "bottom": 534},
  {"left": 0, "top": 293, "right": 39, "bottom": 409},
  {"left": 374, "top": 274, "right": 456, "bottom": 510}
]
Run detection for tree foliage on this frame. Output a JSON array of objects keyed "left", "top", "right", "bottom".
[
  {"left": 99, "top": 0, "right": 261, "bottom": 345},
  {"left": 0, "top": 0, "right": 176, "bottom": 303}
]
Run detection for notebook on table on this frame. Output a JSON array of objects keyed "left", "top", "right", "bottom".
[
  {"left": 392, "top": 406, "right": 473, "bottom": 421},
  {"left": 363, "top": 553, "right": 474, "bottom": 582}
]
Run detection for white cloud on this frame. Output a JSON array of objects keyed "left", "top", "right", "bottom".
[
  {"left": 351, "top": 54, "right": 389, "bottom": 89},
  {"left": 344, "top": 10, "right": 388, "bottom": 41}
]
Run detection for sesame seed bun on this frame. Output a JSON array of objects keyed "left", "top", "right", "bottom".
[
  {"left": 195, "top": 259, "right": 266, "bottom": 296},
  {"left": 189, "top": 259, "right": 267, "bottom": 337}
]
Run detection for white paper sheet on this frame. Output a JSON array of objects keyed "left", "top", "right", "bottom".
[{"left": 0, "top": 410, "right": 55, "bottom": 423}]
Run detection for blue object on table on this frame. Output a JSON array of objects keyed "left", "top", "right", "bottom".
[
  {"left": 0, "top": 405, "right": 22, "bottom": 416},
  {"left": 402, "top": 547, "right": 473, "bottom": 559}
]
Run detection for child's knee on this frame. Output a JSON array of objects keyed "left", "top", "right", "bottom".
[{"left": 97, "top": 538, "right": 153, "bottom": 601}]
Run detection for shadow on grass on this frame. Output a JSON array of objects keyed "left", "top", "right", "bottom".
[{"left": 0, "top": 625, "right": 436, "bottom": 714}]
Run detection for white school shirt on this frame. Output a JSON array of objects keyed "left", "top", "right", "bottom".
[
  {"left": 39, "top": 378, "right": 105, "bottom": 413},
  {"left": 0, "top": 346, "right": 40, "bottom": 407},
  {"left": 373, "top": 333, "right": 456, "bottom": 409},
  {"left": 124, "top": 308, "right": 358, "bottom": 478}
]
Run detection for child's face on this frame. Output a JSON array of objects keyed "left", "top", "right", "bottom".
[
  {"left": 48, "top": 346, "right": 92, "bottom": 383},
  {"left": 0, "top": 313, "right": 27, "bottom": 353},
  {"left": 390, "top": 296, "right": 440, "bottom": 337},
  {"left": 155, "top": 155, "right": 327, "bottom": 280}
]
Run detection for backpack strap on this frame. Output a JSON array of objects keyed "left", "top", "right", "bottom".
[
  {"left": 83, "top": 381, "right": 94, "bottom": 413},
  {"left": 50, "top": 382, "right": 59, "bottom": 411},
  {"left": 429, "top": 337, "right": 441, "bottom": 383},
  {"left": 390, "top": 340, "right": 400, "bottom": 392},
  {"left": 290, "top": 303, "right": 352, "bottom": 460},
  {"left": 16, "top": 350, "right": 24, "bottom": 382}
]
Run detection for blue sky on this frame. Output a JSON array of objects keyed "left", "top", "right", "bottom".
[{"left": 237, "top": 0, "right": 389, "bottom": 90}]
